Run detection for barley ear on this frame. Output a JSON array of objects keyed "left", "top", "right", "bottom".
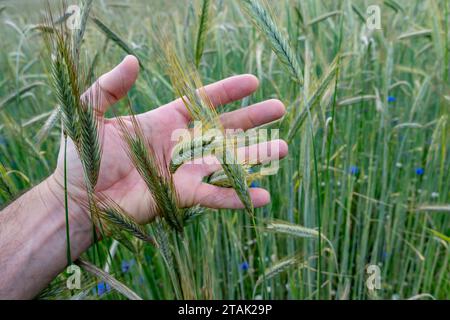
[
  {"left": 78, "top": 97, "right": 102, "bottom": 189},
  {"left": 183, "top": 205, "right": 206, "bottom": 224},
  {"left": 164, "top": 47, "right": 254, "bottom": 215},
  {"left": 195, "top": 0, "right": 211, "bottom": 68},
  {"left": 116, "top": 108, "right": 184, "bottom": 232},
  {"left": 98, "top": 202, "right": 156, "bottom": 246},
  {"left": 75, "top": 259, "right": 143, "bottom": 300},
  {"left": 240, "top": 0, "right": 303, "bottom": 83},
  {"left": 72, "top": 0, "right": 94, "bottom": 60},
  {"left": 255, "top": 255, "right": 305, "bottom": 289}
]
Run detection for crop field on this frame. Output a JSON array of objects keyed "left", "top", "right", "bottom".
[{"left": 0, "top": 0, "right": 448, "bottom": 300}]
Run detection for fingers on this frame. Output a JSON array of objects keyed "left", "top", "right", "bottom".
[
  {"left": 220, "top": 99, "right": 286, "bottom": 130},
  {"left": 82, "top": 55, "right": 139, "bottom": 116},
  {"left": 240, "top": 139, "right": 289, "bottom": 165},
  {"left": 205, "top": 74, "right": 259, "bottom": 106},
  {"left": 194, "top": 185, "right": 270, "bottom": 209},
  {"left": 170, "top": 74, "right": 259, "bottom": 119},
  {"left": 197, "top": 139, "right": 289, "bottom": 176}
]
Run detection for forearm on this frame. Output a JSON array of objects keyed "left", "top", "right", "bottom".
[{"left": 0, "top": 174, "right": 92, "bottom": 299}]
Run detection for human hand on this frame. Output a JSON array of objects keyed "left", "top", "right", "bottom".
[{"left": 51, "top": 55, "right": 288, "bottom": 224}]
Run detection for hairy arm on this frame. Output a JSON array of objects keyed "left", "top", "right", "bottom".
[{"left": 0, "top": 175, "right": 92, "bottom": 299}]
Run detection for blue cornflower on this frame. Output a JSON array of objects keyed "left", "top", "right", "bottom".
[
  {"left": 121, "top": 259, "right": 135, "bottom": 273},
  {"left": 387, "top": 96, "right": 396, "bottom": 103},
  {"left": 349, "top": 166, "right": 359, "bottom": 175},
  {"left": 96, "top": 282, "right": 111, "bottom": 296},
  {"left": 121, "top": 260, "right": 130, "bottom": 273},
  {"left": 240, "top": 261, "right": 249, "bottom": 271},
  {"left": 415, "top": 167, "right": 424, "bottom": 175},
  {"left": 250, "top": 181, "right": 260, "bottom": 188}
]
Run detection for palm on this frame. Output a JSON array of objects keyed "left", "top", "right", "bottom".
[
  {"left": 54, "top": 56, "right": 287, "bottom": 224},
  {"left": 91, "top": 104, "right": 208, "bottom": 224}
]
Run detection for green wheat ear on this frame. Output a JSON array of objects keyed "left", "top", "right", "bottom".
[
  {"left": 76, "top": 259, "right": 143, "bottom": 300},
  {"left": 0, "top": 161, "right": 15, "bottom": 198},
  {"left": 98, "top": 203, "right": 155, "bottom": 245},
  {"left": 164, "top": 46, "right": 254, "bottom": 216},
  {"left": 78, "top": 97, "right": 102, "bottom": 189},
  {"left": 44, "top": 14, "right": 103, "bottom": 193},
  {"left": 116, "top": 107, "right": 184, "bottom": 232},
  {"left": 254, "top": 255, "right": 305, "bottom": 290},
  {"left": 205, "top": 163, "right": 277, "bottom": 188},
  {"left": 78, "top": 195, "right": 156, "bottom": 249},
  {"left": 170, "top": 127, "right": 263, "bottom": 174},
  {"left": 170, "top": 131, "right": 217, "bottom": 174},
  {"left": 49, "top": 30, "right": 81, "bottom": 142},
  {"left": 240, "top": 0, "right": 303, "bottom": 84},
  {"left": 263, "top": 220, "right": 338, "bottom": 270},
  {"left": 195, "top": 0, "right": 211, "bottom": 68},
  {"left": 44, "top": 17, "right": 105, "bottom": 243},
  {"left": 183, "top": 205, "right": 206, "bottom": 224}
]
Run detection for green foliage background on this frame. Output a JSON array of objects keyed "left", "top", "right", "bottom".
[{"left": 0, "top": 0, "right": 448, "bottom": 299}]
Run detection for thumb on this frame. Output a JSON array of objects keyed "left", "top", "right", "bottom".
[{"left": 82, "top": 55, "right": 139, "bottom": 116}]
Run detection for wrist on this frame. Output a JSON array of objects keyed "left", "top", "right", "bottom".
[
  {"left": 41, "top": 173, "right": 94, "bottom": 253},
  {"left": 45, "top": 172, "right": 91, "bottom": 226}
]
